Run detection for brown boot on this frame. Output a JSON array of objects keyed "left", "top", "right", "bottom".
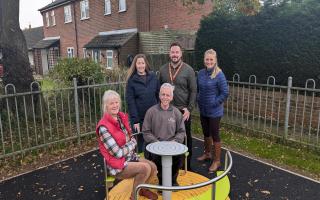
[
  {"left": 209, "top": 142, "right": 221, "bottom": 172},
  {"left": 197, "top": 137, "right": 213, "bottom": 161},
  {"left": 139, "top": 189, "right": 158, "bottom": 200}
]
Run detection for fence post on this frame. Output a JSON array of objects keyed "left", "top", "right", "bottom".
[
  {"left": 284, "top": 77, "right": 292, "bottom": 139},
  {"left": 73, "top": 78, "right": 81, "bottom": 145}
]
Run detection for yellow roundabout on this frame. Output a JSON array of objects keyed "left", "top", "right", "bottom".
[{"left": 108, "top": 170, "right": 230, "bottom": 200}]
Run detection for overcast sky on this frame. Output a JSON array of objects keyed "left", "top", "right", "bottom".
[{"left": 19, "top": 0, "right": 53, "bottom": 29}]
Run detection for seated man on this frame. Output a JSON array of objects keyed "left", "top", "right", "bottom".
[{"left": 142, "top": 83, "right": 186, "bottom": 186}]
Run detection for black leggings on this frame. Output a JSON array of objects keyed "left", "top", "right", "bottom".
[{"left": 200, "top": 115, "right": 221, "bottom": 142}]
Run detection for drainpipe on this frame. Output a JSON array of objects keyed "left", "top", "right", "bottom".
[
  {"left": 72, "top": 0, "right": 79, "bottom": 57},
  {"left": 148, "top": 0, "right": 151, "bottom": 31},
  {"left": 117, "top": 48, "right": 120, "bottom": 68}
]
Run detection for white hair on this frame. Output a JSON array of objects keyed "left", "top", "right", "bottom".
[
  {"left": 102, "top": 90, "right": 121, "bottom": 114},
  {"left": 160, "top": 83, "right": 174, "bottom": 96}
]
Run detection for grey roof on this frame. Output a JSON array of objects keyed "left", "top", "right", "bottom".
[
  {"left": 39, "top": 0, "right": 71, "bottom": 12},
  {"left": 84, "top": 32, "right": 136, "bottom": 49},
  {"left": 33, "top": 38, "right": 60, "bottom": 49},
  {"left": 23, "top": 27, "right": 44, "bottom": 50}
]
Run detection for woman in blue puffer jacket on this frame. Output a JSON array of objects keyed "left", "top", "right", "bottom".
[
  {"left": 126, "top": 54, "right": 160, "bottom": 153},
  {"left": 197, "top": 49, "right": 229, "bottom": 172}
]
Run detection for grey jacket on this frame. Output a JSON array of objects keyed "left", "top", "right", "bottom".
[
  {"left": 142, "top": 104, "right": 186, "bottom": 144},
  {"left": 159, "top": 62, "right": 197, "bottom": 111}
]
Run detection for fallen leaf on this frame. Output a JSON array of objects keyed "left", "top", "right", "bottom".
[
  {"left": 245, "top": 192, "right": 250, "bottom": 197},
  {"left": 261, "top": 190, "right": 271, "bottom": 195},
  {"left": 78, "top": 186, "right": 84, "bottom": 191}
]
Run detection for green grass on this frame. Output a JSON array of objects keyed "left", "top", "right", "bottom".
[
  {"left": 192, "top": 118, "right": 320, "bottom": 180},
  {"left": 40, "top": 77, "right": 68, "bottom": 91},
  {"left": 40, "top": 78, "right": 57, "bottom": 91}
]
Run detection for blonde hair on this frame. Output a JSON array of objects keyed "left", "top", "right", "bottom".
[
  {"left": 126, "top": 54, "right": 151, "bottom": 81},
  {"left": 102, "top": 90, "right": 121, "bottom": 114},
  {"left": 204, "top": 49, "right": 222, "bottom": 79}
]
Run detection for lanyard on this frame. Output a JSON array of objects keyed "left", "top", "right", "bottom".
[{"left": 169, "top": 62, "right": 183, "bottom": 84}]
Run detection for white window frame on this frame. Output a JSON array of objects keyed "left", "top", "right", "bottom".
[
  {"left": 45, "top": 12, "right": 50, "bottom": 27},
  {"left": 93, "top": 50, "right": 100, "bottom": 63},
  {"left": 51, "top": 10, "right": 56, "bottom": 26},
  {"left": 80, "top": 0, "right": 90, "bottom": 20},
  {"left": 64, "top": 5, "right": 72, "bottom": 23},
  {"left": 118, "top": 0, "right": 126, "bottom": 12},
  {"left": 83, "top": 48, "right": 86, "bottom": 58},
  {"left": 105, "top": 0, "right": 111, "bottom": 15},
  {"left": 106, "top": 50, "right": 113, "bottom": 69},
  {"left": 67, "top": 47, "right": 75, "bottom": 58}
]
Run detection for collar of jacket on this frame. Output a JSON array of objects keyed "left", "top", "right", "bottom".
[
  {"left": 157, "top": 103, "right": 174, "bottom": 111},
  {"left": 132, "top": 71, "right": 150, "bottom": 82},
  {"left": 206, "top": 67, "right": 214, "bottom": 73}
]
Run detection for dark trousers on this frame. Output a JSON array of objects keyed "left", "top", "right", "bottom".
[
  {"left": 132, "top": 122, "right": 145, "bottom": 153},
  {"left": 146, "top": 152, "right": 182, "bottom": 185},
  {"left": 200, "top": 115, "right": 221, "bottom": 142},
  {"left": 136, "top": 133, "right": 145, "bottom": 153},
  {"left": 183, "top": 115, "right": 192, "bottom": 170}
]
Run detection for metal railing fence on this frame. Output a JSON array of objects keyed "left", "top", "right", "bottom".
[
  {"left": 224, "top": 74, "right": 320, "bottom": 148},
  {"left": 1, "top": 73, "right": 320, "bottom": 160},
  {"left": 0, "top": 77, "right": 126, "bottom": 159}
]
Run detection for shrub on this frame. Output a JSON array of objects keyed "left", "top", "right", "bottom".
[
  {"left": 195, "top": 0, "right": 320, "bottom": 87},
  {"left": 49, "top": 58, "right": 104, "bottom": 85}
]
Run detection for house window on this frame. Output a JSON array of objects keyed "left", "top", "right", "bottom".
[
  {"left": 105, "top": 0, "right": 111, "bottom": 15},
  {"left": 80, "top": 0, "right": 90, "bottom": 19},
  {"left": 51, "top": 10, "right": 56, "bottom": 26},
  {"left": 64, "top": 5, "right": 72, "bottom": 23},
  {"left": 45, "top": 12, "right": 50, "bottom": 27},
  {"left": 67, "top": 47, "right": 74, "bottom": 58},
  {"left": 119, "top": 0, "right": 126, "bottom": 12},
  {"left": 106, "top": 50, "right": 113, "bottom": 68}
]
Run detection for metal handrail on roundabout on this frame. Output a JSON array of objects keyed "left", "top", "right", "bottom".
[{"left": 134, "top": 151, "right": 233, "bottom": 200}]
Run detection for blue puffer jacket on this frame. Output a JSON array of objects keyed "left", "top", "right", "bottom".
[
  {"left": 126, "top": 71, "right": 160, "bottom": 124},
  {"left": 197, "top": 68, "right": 229, "bottom": 118}
]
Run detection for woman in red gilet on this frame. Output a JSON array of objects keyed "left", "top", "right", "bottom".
[{"left": 96, "top": 90, "right": 158, "bottom": 200}]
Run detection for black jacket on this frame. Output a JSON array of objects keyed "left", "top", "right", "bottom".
[{"left": 126, "top": 71, "right": 160, "bottom": 124}]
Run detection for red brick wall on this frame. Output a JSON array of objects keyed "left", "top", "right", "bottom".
[
  {"left": 42, "top": 0, "right": 138, "bottom": 58},
  {"left": 136, "top": 0, "right": 150, "bottom": 32},
  {"left": 41, "top": 0, "right": 213, "bottom": 60},
  {"left": 42, "top": 5, "right": 78, "bottom": 58},
  {"left": 149, "top": 0, "right": 213, "bottom": 31}
]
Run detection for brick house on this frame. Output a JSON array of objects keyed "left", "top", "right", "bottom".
[{"left": 36, "top": 0, "right": 213, "bottom": 73}]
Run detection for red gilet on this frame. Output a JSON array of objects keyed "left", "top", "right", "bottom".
[{"left": 96, "top": 112, "right": 132, "bottom": 169}]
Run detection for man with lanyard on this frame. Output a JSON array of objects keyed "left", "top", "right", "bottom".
[{"left": 159, "top": 42, "right": 197, "bottom": 171}]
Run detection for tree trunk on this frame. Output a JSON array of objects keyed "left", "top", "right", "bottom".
[
  {"left": 0, "top": 0, "right": 40, "bottom": 117},
  {"left": 0, "top": 0, "right": 34, "bottom": 92}
]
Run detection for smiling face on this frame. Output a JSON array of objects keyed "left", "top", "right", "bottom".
[
  {"left": 169, "top": 45, "right": 182, "bottom": 64},
  {"left": 159, "top": 87, "right": 173, "bottom": 108},
  {"left": 204, "top": 53, "right": 217, "bottom": 69},
  {"left": 105, "top": 96, "right": 120, "bottom": 117},
  {"left": 136, "top": 57, "right": 146, "bottom": 75}
]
